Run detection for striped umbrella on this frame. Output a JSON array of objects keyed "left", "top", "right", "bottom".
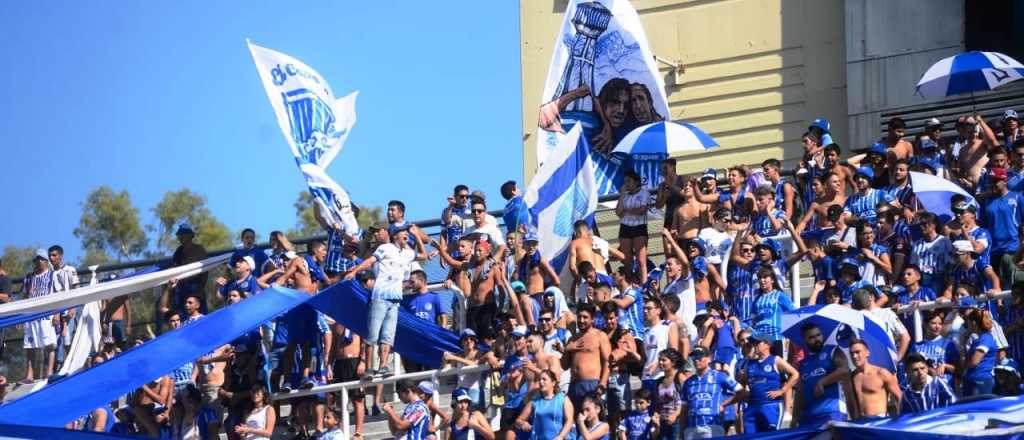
[
  {"left": 782, "top": 304, "right": 898, "bottom": 372},
  {"left": 909, "top": 171, "right": 977, "bottom": 219},
  {"left": 611, "top": 121, "right": 718, "bottom": 187},
  {"left": 916, "top": 51, "right": 1024, "bottom": 98}
]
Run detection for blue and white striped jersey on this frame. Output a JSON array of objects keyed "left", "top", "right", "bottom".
[
  {"left": 900, "top": 376, "right": 956, "bottom": 414},
  {"left": 680, "top": 368, "right": 741, "bottom": 428}
]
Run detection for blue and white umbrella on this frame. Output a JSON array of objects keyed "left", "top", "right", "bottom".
[
  {"left": 782, "top": 304, "right": 898, "bottom": 372},
  {"left": 916, "top": 51, "right": 1024, "bottom": 98},
  {"left": 909, "top": 171, "right": 977, "bottom": 219},
  {"left": 611, "top": 121, "right": 718, "bottom": 188},
  {"left": 612, "top": 121, "right": 718, "bottom": 159}
]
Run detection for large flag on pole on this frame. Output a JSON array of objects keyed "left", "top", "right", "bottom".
[
  {"left": 533, "top": 0, "right": 669, "bottom": 194},
  {"left": 524, "top": 124, "right": 598, "bottom": 274},
  {"left": 247, "top": 41, "right": 361, "bottom": 237}
]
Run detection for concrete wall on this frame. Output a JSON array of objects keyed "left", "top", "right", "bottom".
[
  {"left": 844, "top": 0, "right": 964, "bottom": 149},
  {"left": 520, "top": 0, "right": 849, "bottom": 183}
]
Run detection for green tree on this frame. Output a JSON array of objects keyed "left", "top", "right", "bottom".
[
  {"left": 1, "top": 245, "right": 39, "bottom": 280},
  {"left": 289, "top": 191, "right": 385, "bottom": 238},
  {"left": 151, "top": 189, "right": 232, "bottom": 252},
  {"left": 73, "top": 186, "right": 148, "bottom": 262}
]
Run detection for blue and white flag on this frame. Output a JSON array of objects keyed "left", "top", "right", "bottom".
[
  {"left": 248, "top": 41, "right": 361, "bottom": 237},
  {"left": 534, "top": 0, "right": 669, "bottom": 195},
  {"left": 524, "top": 124, "right": 598, "bottom": 274}
]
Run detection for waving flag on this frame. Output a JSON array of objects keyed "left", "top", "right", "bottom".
[
  {"left": 534, "top": 0, "right": 669, "bottom": 194},
  {"left": 248, "top": 41, "right": 361, "bottom": 237},
  {"left": 524, "top": 124, "right": 598, "bottom": 273}
]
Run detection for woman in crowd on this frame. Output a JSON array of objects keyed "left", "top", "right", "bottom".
[
  {"left": 963, "top": 309, "right": 1000, "bottom": 396},
  {"left": 515, "top": 369, "right": 573, "bottom": 440},
  {"left": 448, "top": 388, "right": 494, "bottom": 440},
  {"left": 653, "top": 349, "right": 686, "bottom": 440},
  {"left": 233, "top": 384, "right": 275, "bottom": 440},
  {"left": 616, "top": 170, "right": 651, "bottom": 285}
]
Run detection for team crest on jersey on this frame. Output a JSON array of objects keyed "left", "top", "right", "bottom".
[
  {"left": 706, "top": 374, "right": 715, "bottom": 384},
  {"left": 819, "top": 352, "right": 828, "bottom": 361},
  {"left": 764, "top": 364, "right": 772, "bottom": 372},
  {"left": 425, "top": 303, "right": 433, "bottom": 310}
]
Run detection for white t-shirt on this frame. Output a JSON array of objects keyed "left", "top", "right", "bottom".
[
  {"left": 372, "top": 243, "right": 416, "bottom": 301},
  {"left": 868, "top": 308, "right": 908, "bottom": 348},
  {"left": 643, "top": 321, "right": 671, "bottom": 380},
  {"left": 455, "top": 215, "right": 504, "bottom": 251},
  {"left": 664, "top": 276, "right": 697, "bottom": 340},
  {"left": 698, "top": 227, "right": 733, "bottom": 265}
]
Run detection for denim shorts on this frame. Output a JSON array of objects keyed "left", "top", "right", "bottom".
[{"left": 367, "top": 298, "right": 400, "bottom": 346}]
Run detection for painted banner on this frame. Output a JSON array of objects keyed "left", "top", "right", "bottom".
[
  {"left": 248, "top": 41, "right": 361, "bottom": 237},
  {"left": 534, "top": 0, "right": 669, "bottom": 194}
]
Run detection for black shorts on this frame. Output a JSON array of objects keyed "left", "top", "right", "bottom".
[
  {"left": 500, "top": 407, "right": 522, "bottom": 430},
  {"left": 332, "top": 358, "right": 365, "bottom": 399},
  {"left": 467, "top": 302, "right": 498, "bottom": 340},
  {"left": 618, "top": 224, "right": 648, "bottom": 239}
]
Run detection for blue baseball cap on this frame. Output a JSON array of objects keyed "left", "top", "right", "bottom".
[
  {"left": 810, "top": 118, "right": 831, "bottom": 133},
  {"left": 840, "top": 257, "right": 860, "bottom": 269},
  {"left": 460, "top": 328, "right": 478, "bottom": 340},
  {"left": 855, "top": 167, "right": 875, "bottom": 180},
  {"left": 175, "top": 222, "right": 195, "bottom": 235},
  {"left": 510, "top": 281, "right": 527, "bottom": 293},
  {"left": 700, "top": 168, "right": 717, "bottom": 180},
  {"left": 523, "top": 231, "right": 540, "bottom": 243},
  {"left": 919, "top": 138, "right": 938, "bottom": 150},
  {"left": 1005, "top": 109, "right": 1019, "bottom": 121},
  {"left": 511, "top": 326, "right": 528, "bottom": 338},
  {"left": 417, "top": 380, "right": 435, "bottom": 395},
  {"left": 687, "top": 238, "right": 707, "bottom": 256},
  {"left": 453, "top": 387, "right": 472, "bottom": 402},
  {"left": 867, "top": 142, "right": 887, "bottom": 156},
  {"left": 748, "top": 332, "right": 772, "bottom": 344}
]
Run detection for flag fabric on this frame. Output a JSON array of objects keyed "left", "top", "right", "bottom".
[
  {"left": 0, "top": 287, "right": 311, "bottom": 428},
  {"left": 533, "top": 0, "right": 669, "bottom": 195},
  {"left": 55, "top": 271, "right": 102, "bottom": 377},
  {"left": 910, "top": 171, "right": 977, "bottom": 219},
  {"left": 524, "top": 124, "right": 598, "bottom": 274},
  {"left": 248, "top": 41, "right": 361, "bottom": 237}
]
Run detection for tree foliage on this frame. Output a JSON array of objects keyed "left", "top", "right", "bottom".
[
  {"left": 73, "top": 186, "right": 148, "bottom": 261},
  {"left": 1, "top": 245, "right": 39, "bottom": 280},
  {"left": 151, "top": 189, "right": 232, "bottom": 252}
]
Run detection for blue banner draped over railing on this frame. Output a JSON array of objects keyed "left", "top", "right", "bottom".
[
  {"left": 0, "top": 424, "right": 137, "bottom": 439},
  {"left": 0, "top": 287, "right": 311, "bottom": 427},
  {"left": 308, "top": 280, "right": 461, "bottom": 369}
]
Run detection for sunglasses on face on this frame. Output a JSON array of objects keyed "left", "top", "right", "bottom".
[
  {"left": 472, "top": 209, "right": 486, "bottom": 213},
  {"left": 540, "top": 317, "right": 553, "bottom": 322}
]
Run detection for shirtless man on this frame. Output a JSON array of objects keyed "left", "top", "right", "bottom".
[
  {"left": 671, "top": 180, "right": 709, "bottom": 240},
  {"left": 328, "top": 323, "right": 367, "bottom": 436},
  {"left": 569, "top": 220, "right": 623, "bottom": 278},
  {"left": 439, "top": 238, "right": 504, "bottom": 340},
  {"left": 796, "top": 172, "right": 846, "bottom": 233},
  {"left": 883, "top": 117, "right": 914, "bottom": 161},
  {"left": 823, "top": 144, "right": 855, "bottom": 197},
  {"left": 513, "top": 233, "right": 560, "bottom": 327},
  {"left": 561, "top": 303, "right": 611, "bottom": 412},
  {"left": 848, "top": 339, "right": 901, "bottom": 420},
  {"left": 441, "top": 236, "right": 474, "bottom": 300},
  {"left": 956, "top": 114, "right": 998, "bottom": 190},
  {"left": 525, "top": 333, "right": 562, "bottom": 389},
  {"left": 273, "top": 241, "right": 327, "bottom": 389}
]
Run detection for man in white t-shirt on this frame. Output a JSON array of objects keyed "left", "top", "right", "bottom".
[
  {"left": 345, "top": 225, "right": 428, "bottom": 378},
  {"left": 452, "top": 197, "right": 507, "bottom": 260},
  {"left": 698, "top": 208, "right": 734, "bottom": 266},
  {"left": 852, "top": 288, "right": 910, "bottom": 362}
]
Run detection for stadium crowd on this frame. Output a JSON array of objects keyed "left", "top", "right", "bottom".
[{"left": 3, "top": 109, "right": 1024, "bottom": 439}]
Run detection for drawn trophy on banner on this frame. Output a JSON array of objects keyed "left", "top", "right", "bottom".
[{"left": 535, "top": 0, "right": 669, "bottom": 195}]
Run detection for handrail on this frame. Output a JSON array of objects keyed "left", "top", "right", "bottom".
[
  {"left": 272, "top": 362, "right": 494, "bottom": 401},
  {"left": 893, "top": 290, "right": 1012, "bottom": 314}
]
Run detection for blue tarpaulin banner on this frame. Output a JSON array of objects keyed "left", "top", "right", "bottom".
[
  {"left": 0, "top": 287, "right": 311, "bottom": 427},
  {"left": 0, "top": 424, "right": 137, "bottom": 439},
  {"left": 308, "top": 280, "right": 461, "bottom": 369}
]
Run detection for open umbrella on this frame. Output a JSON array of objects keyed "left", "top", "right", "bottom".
[
  {"left": 782, "top": 304, "right": 898, "bottom": 372},
  {"left": 916, "top": 51, "right": 1024, "bottom": 99},
  {"left": 611, "top": 121, "right": 718, "bottom": 187},
  {"left": 909, "top": 171, "right": 977, "bottom": 219}
]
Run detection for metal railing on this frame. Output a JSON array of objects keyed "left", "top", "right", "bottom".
[{"left": 273, "top": 362, "right": 496, "bottom": 438}]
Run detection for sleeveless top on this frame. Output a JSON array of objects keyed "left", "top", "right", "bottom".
[
  {"left": 531, "top": 392, "right": 567, "bottom": 440},
  {"left": 576, "top": 421, "right": 609, "bottom": 440},
  {"left": 798, "top": 347, "right": 845, "bottom": 417},
  {"left": 656, "top": 373, "right": 682, "bottom": 419},
  {"left": 745, "top": 355, "right": 782, "bottom": 405},
  {"left": 450, "top": 413, "right": 489, "bottom": 440},
  {"left": 243, "top": 406, "right": 271, "bottom": 440}
]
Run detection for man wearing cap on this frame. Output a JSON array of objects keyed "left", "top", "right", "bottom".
[
  {"left": 850, "top": 142, "right": 890, "bottom": 188},
  {"left": 1002, "top": 109, "right": 1022, "bottom": 147},
  {"left": 946, "top": 240, "right": 1002, "bottom": 315},
  {"left": 951, "top": 201, "right": 993, "bottom": 267},
  {"left": 980, "top": 165, "right": 1024, "bottom": 267},
  {"left": 22, "top": 249, "right": 56, "bottom": 382},
  {"left": 679, "top": 346, "right": 743, "bottom": 438},
  {"left": 736, "top": 333, "right": 799, "bottom": 433},
  {"left": 382, "top": 379, "right": 432, "bottom": 440},
  {"left": 562, "top": 303, "right": 611, "bottom": 412},
  {"left": 792, "top": 323, "right": 850, "bottom": 428},
  {"left": 844, "top": 167, "right": 897, "bottom": 225},
  {"left": 914, "top": 135, "right": 946, "bottom": 176},
  {"left": 216, "top": 255, "right": 261, "bottom": 305},
  {"left": 170, "top": 223, "right": 208, "bottom": 317},
  {"left": 809, "top": 118, "right": 833, "bottom": 147}
]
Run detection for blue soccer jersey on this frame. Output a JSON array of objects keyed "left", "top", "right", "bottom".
[
  {"left": 680, "top": 369, "right": 740, "bottom": 428},
  {"left": 797, "top": 347, "right": 846, "bottom": 421}
]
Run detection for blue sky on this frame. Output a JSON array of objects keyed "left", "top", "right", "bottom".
[{"left": 0, "top": 2, "right": 523, "bottom": 262}]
